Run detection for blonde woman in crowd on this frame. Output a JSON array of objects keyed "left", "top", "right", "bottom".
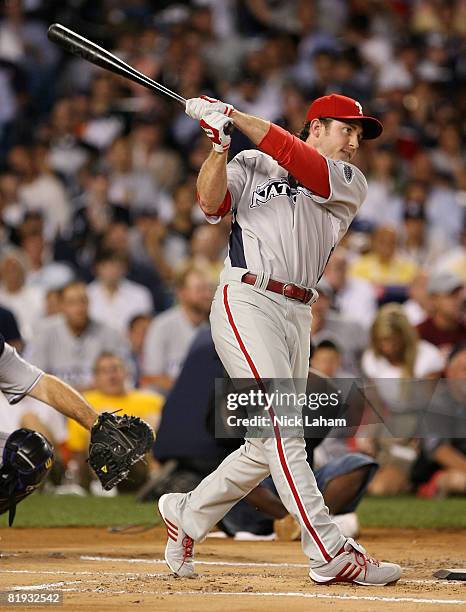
[{"left": 358, "top": 304, "right": 444, "bottom": 495}]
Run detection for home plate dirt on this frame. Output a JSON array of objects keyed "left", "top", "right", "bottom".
[{"left": 0, "top": 527, "right": 465, "bottom": 611}]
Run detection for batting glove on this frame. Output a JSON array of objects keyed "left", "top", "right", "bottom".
[
  {"left": 186, "top": 95, "right": 234, "bottom": 120},
  {"left": 200, "top": 111, "right": 232, "bottom": 153}
]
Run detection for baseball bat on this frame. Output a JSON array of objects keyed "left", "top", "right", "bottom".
[{"left": 47, "top": 23, "right": 234, "bottom": 133}]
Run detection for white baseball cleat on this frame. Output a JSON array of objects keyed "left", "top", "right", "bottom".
[
  {"left": 309, "top": 538, "right": 401, "bottom": 586},
  {"left": 158, "top": 493, "right": 195, "bottom": 577}
]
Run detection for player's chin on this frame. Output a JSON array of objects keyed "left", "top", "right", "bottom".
[{"left": 339, "top": 151, "right": 353, "bottom": 162}]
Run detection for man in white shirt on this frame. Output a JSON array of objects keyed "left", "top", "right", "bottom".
[
  {"left": 141, "top": 265, "right": 213, "bottom": 392},
  {"left": 0, "top": 248, "right": 44, "bottom": 343},
  {"left": 87, "top": 250, "right": 154, "bottom": 335}
]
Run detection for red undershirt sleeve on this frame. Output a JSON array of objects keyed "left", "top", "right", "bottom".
[
  {"left": 196, "top": 189, "right": 232, "bottom": 219},
  {"left": 258, "top": 123, "right": 330, "bottom": 198}
]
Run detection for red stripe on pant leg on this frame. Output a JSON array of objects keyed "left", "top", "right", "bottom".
[
  {"left": 223, "top": 284, "right": 331, "bottom": 562},
  {"left": 271, "top": 417, "right": 331, "bottom": 562}
]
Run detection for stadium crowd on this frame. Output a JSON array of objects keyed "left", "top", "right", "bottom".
[{"left": 0, "top": 0, "right": 465, "bottom": 525}]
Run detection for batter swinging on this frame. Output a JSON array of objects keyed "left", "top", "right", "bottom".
[{"left": 158, "top": 94, "right": 401, "bottom": 586}]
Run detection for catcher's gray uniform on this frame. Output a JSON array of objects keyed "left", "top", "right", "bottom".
[{"left": 172, "top": 150, "right": 367, "bottom": 563}]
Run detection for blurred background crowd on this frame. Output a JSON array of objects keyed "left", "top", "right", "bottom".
[{"left": 0, "top": 0, "right": 465, "bottom": 523}]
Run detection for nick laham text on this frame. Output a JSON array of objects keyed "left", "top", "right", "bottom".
[{"left": 227, "top": 415, "right": 347, "bottom": 428}]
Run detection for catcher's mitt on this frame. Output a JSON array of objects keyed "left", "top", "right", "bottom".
[{"left": 88, "top": 412, "right": 154, "bottom": 490}]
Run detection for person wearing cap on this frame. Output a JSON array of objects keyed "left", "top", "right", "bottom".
[
  {"left": 156, "top": 94, "right": 402, "bottom": 586},
  {"left": 417, "top": 271, "right": 466, "bottom": 356}
]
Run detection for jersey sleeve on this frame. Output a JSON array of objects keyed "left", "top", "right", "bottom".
[
  {"left": 0, "top": 341, "right": 44, "bottom": 404},
  {"left": 202, "top": 152, "right": 248, "bottom": 224},
  {"left": 309, "top": 160, "right": 368, "bottom": 241}
]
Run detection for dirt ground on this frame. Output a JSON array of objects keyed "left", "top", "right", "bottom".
[{"left": 0, "top": 527, "right": 465, "bottom": 611}]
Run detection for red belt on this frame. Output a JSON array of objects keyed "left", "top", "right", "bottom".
[{"left": 242, "top": 273, "right": 313, "bottom": 304}]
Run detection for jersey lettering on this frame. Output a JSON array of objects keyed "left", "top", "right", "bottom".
[{"left": 251, "top": 178, "right": 293, "bottom": 208}]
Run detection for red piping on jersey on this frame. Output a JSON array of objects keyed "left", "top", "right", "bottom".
[
  {"left": 196, "top": 189, "right": 232, "bottom": 218},
  {"left": 222, "top": 284, "right": 332, "bottom": 563},
  {"left": 258, "top": 123, "right": 330, "bottom": 198}
]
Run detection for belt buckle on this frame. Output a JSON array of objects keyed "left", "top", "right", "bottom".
[{"left": 281, "top": 283, "right": 294, "bottom": 297}]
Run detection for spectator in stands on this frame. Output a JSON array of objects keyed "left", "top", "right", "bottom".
[
  {"left": 153, "top": 181, "right": 199, "bottom": 275},
  {"left": 128, "top": 209, "right": 174, "bottom": 285},
  {"left": 141, "top": 265, "right": 213, "bottom": 393},
  {"left": 400, "top": 182, "right": 447, "bottom": 267},
  {"left": 18, "top": 213, "right": 73, "bottom": 291},
  {"left": 105, "top": 135, "right": 168, "bottom": 217},
  {"left": 189, "top": 224, "right": 226, "bottom": 285},
  {"left": 87, "top": 249, "right": 153, "bottom": 335},
  {"left": 361, "top": 303, "right": 444, "bottom": 496},
  {"left": 0, "top": 169, "right": 24, "bottom": 230},
  {"left": 27, "top": 280, "right": 127, "bottom": 390},
  {"left": 44, "top": 287, "right": 62, "bottom": 318},
  {"left": 79, "top": 74, "right": 125, "bottom": 151},
  {"left": 417, "top": 271, "right": 466, "bottom": 357},
  {"left": 46, "top": 97, "right": 91, "bottom": 191},
  {"left": 357, "top": 147, "right": 402, "bottom": 228},
  {"left": 323, "top": 247, "right": 377, "bottom": 329},
  {"left": 350, "top": 225, "right": 418, "bottom": 293},
  {"left": 403, "top": 272, "right": 431, "bottom": 326},
  {"left": 130, "top": 120, "right": 183, "bottom": 192},
  {"left": 98, "top": 220, "right": 168, "bottom": 313},
  {"left": 61, "top": 169, "right": 114, "bottom": 275},
  {"left": 7, "top": 144, "right": 70, "bottom": 239},
  {"left": 310, "top": 340, "right": 347, "bottom": 378},
  {"left": 412, "top": 344, "right": 466, "bottom": 498},
  {"left": 0, "top": 248, "right": 44, "bottom": 343},
  {"left": 127, "top": 313, "right": 152, "bottom": 387},
  {"left": 67, "top": 351, "right": 163, "bottom": 492},
  {"left": 434, "top": 221, "right": 466, "bottom": 283},
  {"left": 311, "top": 279, "right": 368, "bottom": 375}
]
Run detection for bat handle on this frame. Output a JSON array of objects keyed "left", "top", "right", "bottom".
[{"left": 224, "top": 121, "right": 234, "bottom": 135}]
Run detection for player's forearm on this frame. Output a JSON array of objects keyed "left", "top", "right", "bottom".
[
  {"left": 197, "top": 150, "right": 229, "bottom": 213},
  {"left": 29, "top": 374, "right": 98, "bottom": 430},
  {"left": 230, "top": 109, "right": 271, "bottom": 145}
]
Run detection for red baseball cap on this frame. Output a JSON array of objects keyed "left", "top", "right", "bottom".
[{"left": 306, "top": 94, "right": 383, "bottom": 140}]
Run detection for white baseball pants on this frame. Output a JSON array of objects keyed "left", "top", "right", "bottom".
[{"left": 171, "top": 274, "right": 345, "bottom": 563}]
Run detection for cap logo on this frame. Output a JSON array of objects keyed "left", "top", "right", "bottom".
[{"left": 354, "top": 101, "right": 363, "bottom": 115}]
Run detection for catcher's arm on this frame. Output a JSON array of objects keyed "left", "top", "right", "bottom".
[{"left": 29, "top": 373, "right": 97, "bottom": 430}]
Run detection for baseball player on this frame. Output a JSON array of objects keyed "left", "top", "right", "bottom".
[
  {"left": 0, "top": 333, "right": 153, "bottom": 524},
  {"left": 158, "top": 94, "right": 402, "bottom": 585}
]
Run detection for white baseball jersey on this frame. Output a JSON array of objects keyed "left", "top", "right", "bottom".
[{"left": 208, "top": 150, "right": 367, "bottom": 289}]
